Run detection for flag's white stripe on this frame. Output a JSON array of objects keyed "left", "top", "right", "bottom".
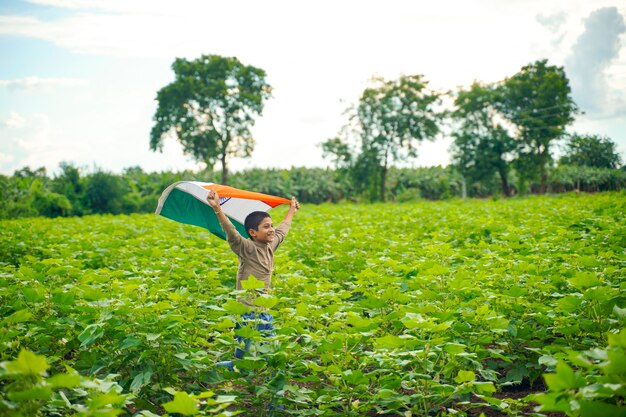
[
  {"left": 155, "top": 181, "right": 214, "bottom": 215},
  {"left": 175, "top": 181, "right": 212, "bottom": 201},
  {"left": 221, "top": 198, "right": 272, "bottom": 224}
]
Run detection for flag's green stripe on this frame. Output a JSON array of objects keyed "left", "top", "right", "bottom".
[{"left": 159, "top": 188, "right": 248, "bottom": 240}]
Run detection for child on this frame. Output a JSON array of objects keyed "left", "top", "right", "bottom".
[{"left": 206, "top": 190, "right": 300, "bottom": 360}]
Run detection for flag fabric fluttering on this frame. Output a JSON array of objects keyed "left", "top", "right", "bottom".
[{"left": 155, "top": 181, "right": 291, "bottom": 240}]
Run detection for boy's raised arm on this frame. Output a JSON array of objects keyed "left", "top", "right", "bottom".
[
  {"left": 207, "top": 190, "right": 244, "bottom": 251},
  {"left": 283, "top": 196, "right": 300, "bottom": 224},
  {"left": 206, "top": 190, "right": 229, "bottom": 224}
]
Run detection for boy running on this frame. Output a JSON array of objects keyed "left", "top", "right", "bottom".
[{"left": 206, "top": 190, "right": 299, "bottom": 361}]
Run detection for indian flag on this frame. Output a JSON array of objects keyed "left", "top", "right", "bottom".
[{"left": 155, "top": 181, "right": 291, "bottom": 239}]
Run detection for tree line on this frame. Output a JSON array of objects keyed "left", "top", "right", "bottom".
[{"left": 0, "top": 161, "right": 624, "bottom": 220}]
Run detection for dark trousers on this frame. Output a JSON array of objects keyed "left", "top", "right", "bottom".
[{"left": 234, "top": 312, "right": 275, "bottom": 359}]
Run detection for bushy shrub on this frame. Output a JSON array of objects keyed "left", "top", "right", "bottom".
[
  {"left": 83, "top": 171, "right": 129, "bottom": 214},
  {"left": 389, "top": 166, "right": 463, "bottom": 201},
  {"left": 548, "top": 165, "right": 626, "bottom": 193}
]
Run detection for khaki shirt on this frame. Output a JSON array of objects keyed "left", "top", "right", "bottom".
[{"left": 218, "top": 215, "right": 291, "bottom": 298}]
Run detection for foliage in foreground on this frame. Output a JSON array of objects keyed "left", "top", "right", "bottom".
[{"left": 0, "top": 192, "right": 625, "bottom": 415}]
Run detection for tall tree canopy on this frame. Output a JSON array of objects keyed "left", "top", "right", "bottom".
[
  {"left": 150, "top": 55, "right": 272, "bottom": 184},
  {"left": 323, "top": 75, "right": 441, "bottom": 201},
  {"left": 358, "top": 75, "right": 441, "bottom": 201},
  {"left": 559, "top": 134, "right": 622, "bottom": 169},
  {"left": 451, "top": 82, "right": 515, "bottom": 196},
  {"left": 497, "top": 60, "right": 577, "bottom": 192}
]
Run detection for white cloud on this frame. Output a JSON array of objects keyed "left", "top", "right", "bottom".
[
  {"left": 536, "top": 11, "right": 568, "bottom": 33},
  {"left": 1, "top": 112, "right": 51, "bottom": 150},
  {"left": 0, "top": 77, "right": 88, "bottom": 92},
  {"left": 0, "top": 153, "right": 14, "bottom": 165},
  {"left": 26, "top": 0, "right": 116, "bottom": 10},
  {"left": 2, "top": 112, "right": 26, "bottom": 128},
  {"left": 0, "top": 112, "right": 62, "bottom": 173},
  {"left": 565, "top": 7, "right": 626, "bottom": 117}
]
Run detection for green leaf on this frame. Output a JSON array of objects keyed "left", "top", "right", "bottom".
[
  {"left": 4, "top": 349, "right": 50, "bottom": 375},
  {"left": 556, "top": 295, "right": 583, "bottom": 313},
  {"left": 215, "top": 317, "right": 236, "bottom": 329},
  {"left": 580, "top": 400, "right": 626, "bottom": 417},
  {"left": 118, "top": 337, "right": 142, "bottom": 349},
  {"left": 215, "top": 395, "right": 237, "bottom": 403},
  {"left": 374, "top": 334, "right": 405, "bottom": 349},
  {"left": 342, "top": 369, "right": 369, "bottom": 385},
  {"left": 531, "top": 391, "right": 573, "bottom": 414},
  {"left": 22, "top": 287, "right": 45, "bottom": 303},
  {"left": 236, "top": 357, "right": 267, "bottom": 371},
  {"left": 544, "top": 361, "right": 586, "bottom": 391},
  {"left": 268, "top": 372, "right": 288, "bottom": 390},
  {"left": 240, "top": 275, "right": 265, "bottom": 290},
  {"left": 472, "top": 381, "right": 496, "bottom": 394},
  {"left": 130, "top": 372, "right": 151, "bottom": 392},
  {"left": 234, "top": 326, "right": 260, "bottom": 340},
  {"left": 48, "top": 373, "right": 81, "bottom": 388},
  {"left": 612, "top": 305, "right": 626, "bottom": 319},
  {"left": 253, "top": 295, "right": 278, "bottom": 309},
  {"left": 454, "top": 370, "right": 476, "bottom": 384},
  {"left": 78, "top": 324, "right": 104, "bottom": 347},
  {"left": 602, "top": 348, "right": 626, "bottom": 376},
  {"left": 3, "top": 309, "right": 33, "bottom": 324},
  {"left": 223, "top": 299, "right": 250, "bottom": 315},
  {"left": 608, "top": 329, "right": 626, "bottom": 348},
  {"left": 52, "top": 292, "right": 75, "bottom": 306},
  {"left": 145, "top": 333, "right": 161, "bottom": 341},
  {"left": 444, "top": 343, "right": 467, "bottom": 355},
  {"left": 162, "top": 392, "right": 199, "bottom": 416},
  {"left": 86, "top": 391, "right": 127, "bottom": 409},
  {"left": 7, "top": 386, "right": 52, "bottom": 401},
  {"left": 568, "top": 272, "right": 601, "bottom": 290}
]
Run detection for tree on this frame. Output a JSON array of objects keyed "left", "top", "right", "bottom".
[
  {"left": 84, "top": 171, "right": 128, "bottom": 214},
  {"left": 324, "top": 75, "right": 441, "bottom": 201},
  {"left": 51, "top": 162, "right": 84, "bottom": 215},
  {"left": 497, "top": 60, "right": 577, "bottom": 193},
  {"left": 451, "top": 82, "right": 516, "bottom": 196},
  {"left": 150, "top": 55, "right": 272, "bottom": 184},
  {"left": 559, "top": 134, "right": 622, "bottom": 169},
  {"left": 359, "top": 75, "right": 441, "bottom": 201}
]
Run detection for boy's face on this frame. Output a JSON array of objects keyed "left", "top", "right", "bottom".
[{"left": 249, "top": 217, "right": 275, "bottom": 243}]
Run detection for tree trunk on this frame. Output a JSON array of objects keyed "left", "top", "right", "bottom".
[
  {"left": 540, "top": 171, "right": 548, "bottom": 194},
  {"left": 380, "top": 165, "right": 387, "bottom": 202},
  {"left": 221, "top": 152, "right": 228, "bottom": 185},
  {"left": 380, "top": 149, "right": 389, "bottom": 202},
  {"left": 539, "top": 150, "right": 548, "bottom": 194},
  {"left": 497, "top": 166, "right": 511, "bottom": 197}
]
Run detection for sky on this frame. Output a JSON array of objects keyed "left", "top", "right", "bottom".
[{"left": 1, "top": 0, "right": 625, "bottom": 176}]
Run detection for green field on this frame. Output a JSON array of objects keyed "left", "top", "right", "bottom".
[{"left": 1, "top": 193, "right": 625, "bottom": 416}]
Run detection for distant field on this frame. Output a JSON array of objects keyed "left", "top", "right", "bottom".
[{"left": 1, "top": 192, "right": 625, "bottom": 416}]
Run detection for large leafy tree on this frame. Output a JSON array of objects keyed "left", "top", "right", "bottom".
[
  {"left": 559, "top": 134, "right": 622, "bottom": 169},
  {"left": 451, "top": 82, "right": 516, "bottom": 196},
  {"left": 358, "top": 75, "right": 441, "bottom": 201},
  {"left": 324, "top": 75, "right": 441, "bottom": 201},
  {"left": 150, "top": 55, "right": 272, "bottom": 184},
  {"left": 497, "top": 60, "right": 577, "bottom": 193}
]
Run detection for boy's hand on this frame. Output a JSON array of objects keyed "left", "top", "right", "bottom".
[
  {"left": 290, "top": 196, "right": 300, "bottom": 213},
  {"left": 206, "top": 190, "right": 220, "bottom": 210}
]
